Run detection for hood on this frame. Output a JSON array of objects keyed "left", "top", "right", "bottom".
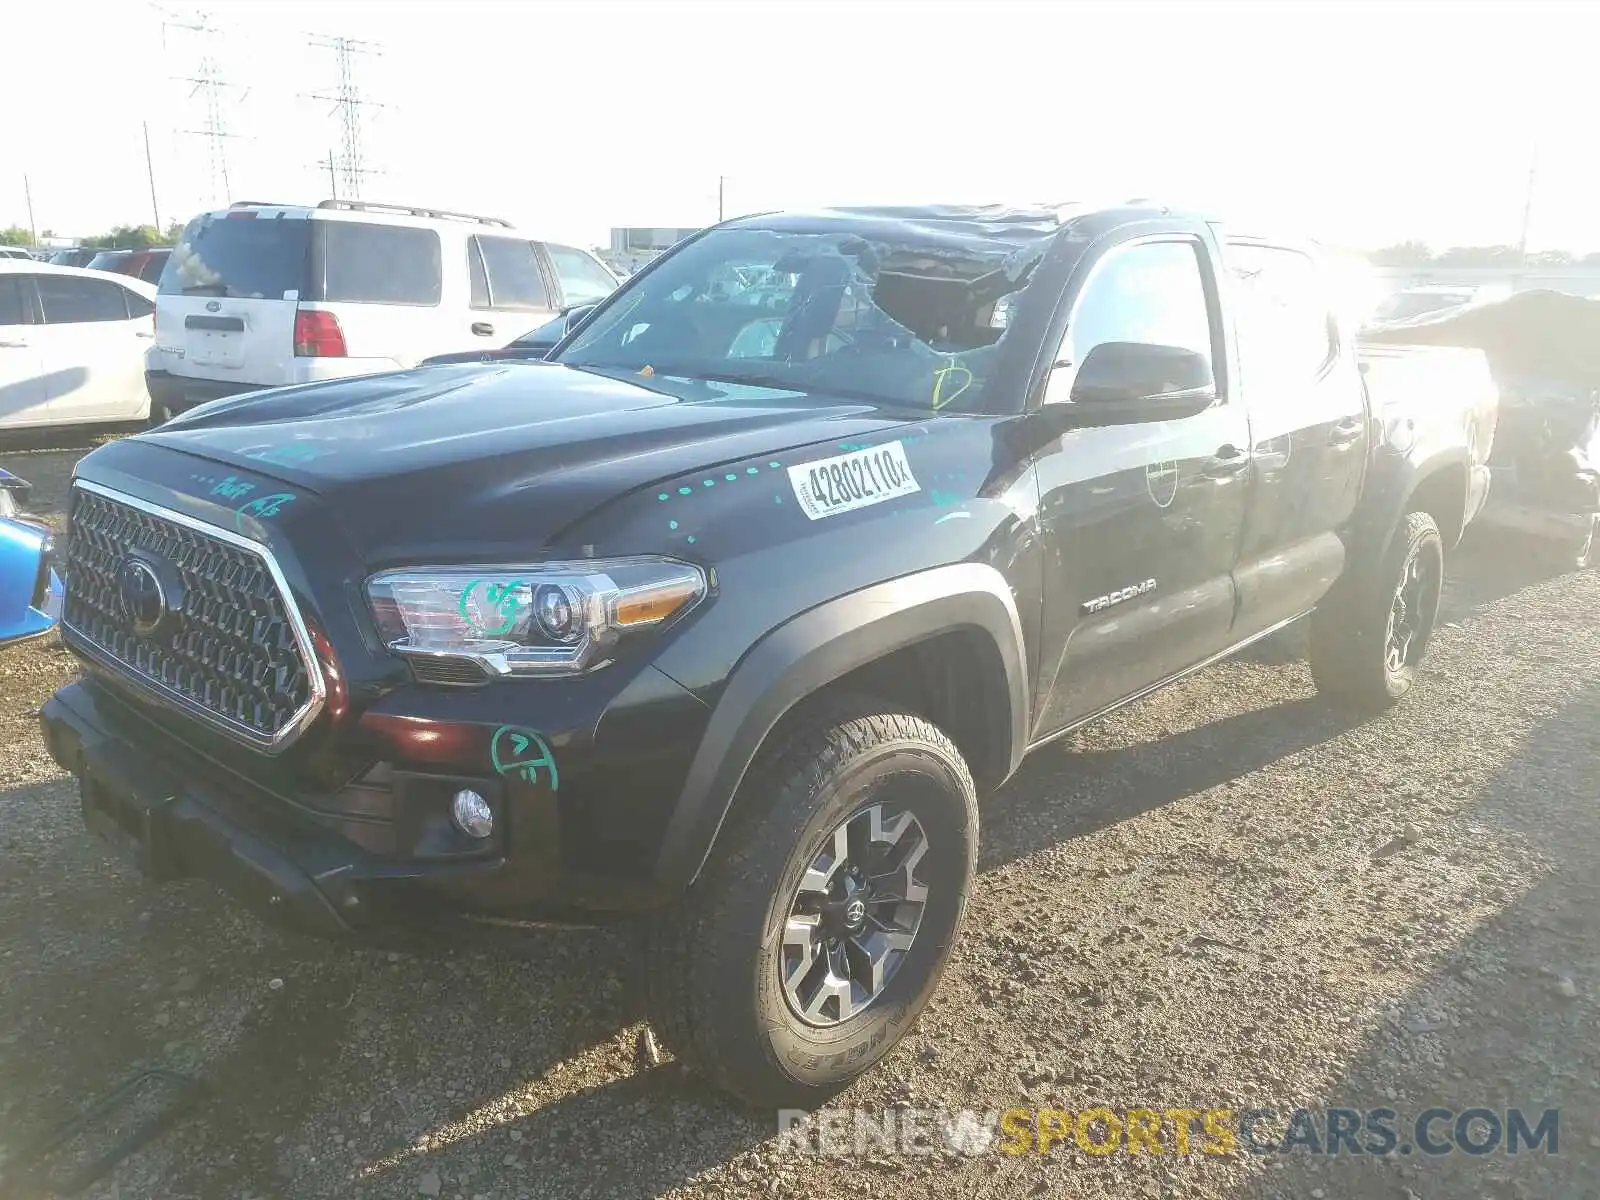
[{"left": 146, "top": 362, "right": 918, "bottom": 561}]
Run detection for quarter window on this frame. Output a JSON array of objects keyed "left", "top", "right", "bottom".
[{"left": 122, "top": 286, "right": 154, "bottom": 318}]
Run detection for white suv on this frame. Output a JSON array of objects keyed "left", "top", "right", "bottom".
[{"left": 145, "top": 199, "right": 621, "bottom": 418}]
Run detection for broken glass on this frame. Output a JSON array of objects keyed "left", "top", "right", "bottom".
[{"left": 553, "top": 219, "right": 1056, "bottom": 413}]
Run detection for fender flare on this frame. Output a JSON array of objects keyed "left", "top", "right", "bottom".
[
  {"left": 1349, "top": 444, "right": 1472, "bottom": 573},
  {"left": 651, "top": 562, "right": 1029, "bottom": 892}
]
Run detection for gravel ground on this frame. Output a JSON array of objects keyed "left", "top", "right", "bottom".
[{"left": 1, "top": 437, "right": 1596, "bottom": 1200}]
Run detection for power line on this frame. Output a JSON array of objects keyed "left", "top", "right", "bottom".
[
  {"left": 162, "top": 9, "right": 248, "bottom": 207},
  {"left": 304, "top": 34, "right": 385, "bottom": 200},
  {"left": 1516, "top": 141, "right": 1539, "bottom": 270}
]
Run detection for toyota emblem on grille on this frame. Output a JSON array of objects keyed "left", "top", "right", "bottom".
[{"left": 117, "top": 556, "right": 169, "bottom": 637}]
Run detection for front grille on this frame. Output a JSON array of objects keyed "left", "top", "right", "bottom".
[{"left": 62, "top": 484, "right": 320, "bottom": 747}]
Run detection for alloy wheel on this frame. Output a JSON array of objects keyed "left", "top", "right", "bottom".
[
  {"left": 1385, "top": 543, "right": 1437, "bottom": 674},
  {"left": 780, "top": 802, "right": 929, "bottom": 1027}
]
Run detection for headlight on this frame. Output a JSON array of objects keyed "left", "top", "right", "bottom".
[{"left": 366, "top": 557, "right": 707, "bottom": 678}]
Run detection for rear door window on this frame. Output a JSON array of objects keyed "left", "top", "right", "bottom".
[
  {"left": 1225, "top": 243, "right": 1337, "bottom": 385},
  {"left": 37, "top": 275, "right": 135, "bottom": 323},
  {"left": 159, "top": 214, "right": 311, "bottom": 299},
  {"left": 313, "top": 222, "right": 442, "bottom": 305},
  {"left": 471, "top": 236, "right": 550, "bottom": 310},
  {"left": 545, "top": 244, "right": 617, "bottom": 305}
]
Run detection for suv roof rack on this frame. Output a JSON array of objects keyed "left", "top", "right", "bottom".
[
  {"left": 229, "top": 200, "right": 298, "bottom": 209},
  {"left": 313, "top": 199, "right": 513, "bottom": 228}
]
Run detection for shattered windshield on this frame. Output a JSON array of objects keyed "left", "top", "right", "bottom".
[{"left": 551, "top": 226, "right": 1045, "bottom": 412}]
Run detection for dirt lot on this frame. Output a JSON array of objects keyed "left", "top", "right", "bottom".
[{"left": 1, "top": 438, "right": 1596, "bottom": 1200}]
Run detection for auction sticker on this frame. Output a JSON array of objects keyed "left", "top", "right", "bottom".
[{"left": 788, "top": 441, "right": 921, "bottom": 521}]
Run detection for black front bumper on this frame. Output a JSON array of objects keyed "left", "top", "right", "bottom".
[{"left": 41, "top": 680, "right": 479, "bottom": 940}]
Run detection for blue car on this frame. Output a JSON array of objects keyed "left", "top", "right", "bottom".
[{"left": 0, "top": 470, "right": 63, "bottom": 649}]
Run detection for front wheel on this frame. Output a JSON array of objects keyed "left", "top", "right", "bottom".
[
  {"left": 642, "top": 698, "right": 978, "bottom": 1109},
  {"left": 1309, "top": 510, "right": 1444, "bottom": 714}
]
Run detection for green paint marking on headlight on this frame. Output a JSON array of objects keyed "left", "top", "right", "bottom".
[{"left": 458, "top": 578, "right": 527, "bottom": 636}]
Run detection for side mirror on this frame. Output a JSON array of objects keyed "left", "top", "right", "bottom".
[
  {"left": 559, "top": 302, "right": 598, "bottom": 326},
  {"left": 1056, "top": 341, "right": 1217, "bottom": 425}
]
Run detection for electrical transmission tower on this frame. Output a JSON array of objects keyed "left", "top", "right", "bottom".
[
  {"left": 306, "top": 35, "right": 385, "bottom": 200},
  {"left": 163, "top": 9, "right": 247, "bottom": 207}
]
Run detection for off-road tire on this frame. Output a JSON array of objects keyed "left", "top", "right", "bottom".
[
  {"left": 1309, "top": 510, "right": 1444, "bottom": 714},
  {"left": 642, "top": 695, "right": 978, "bottom": 1109}
]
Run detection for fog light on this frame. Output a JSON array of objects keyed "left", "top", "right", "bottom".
[{"left": 450, "top": 788, "right": 494, "bottom": 839}]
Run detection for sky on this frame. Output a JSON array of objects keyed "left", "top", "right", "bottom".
[{"left": 5, "top": 0, "right": 1597, "bottom": 253}]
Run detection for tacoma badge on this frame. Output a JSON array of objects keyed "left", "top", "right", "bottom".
[{"left": 1080, "top": 578, "right": 1158, "bottom": 615}]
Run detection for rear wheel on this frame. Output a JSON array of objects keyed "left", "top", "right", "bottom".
[
  {"left": 1310, "top": 510, "right": 1444, "bottom": 714},
  {"left": 642, "top": 697, "right": 977, "bottom": 1109}
]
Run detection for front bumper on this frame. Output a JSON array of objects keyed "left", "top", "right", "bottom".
[{"left": 40, "top": 680, "right": 532, "bottom": 940}]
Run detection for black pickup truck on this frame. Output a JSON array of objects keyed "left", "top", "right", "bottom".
[{"left": 42, "top": 203, "right": 1494, "bottom": 1108}]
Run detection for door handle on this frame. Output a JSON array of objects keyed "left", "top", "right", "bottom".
[
  {"left": 1328, "top": 417, "right": 1365, "bottom": 446},
  {"left": 0, "top": 339, "right": 28, "bottom": 349},
  {"left": 1203, "top": 444, "right": 1251, "bottom": 478},
  {"left": 471, "top": 322, "right": 495, "bottom": 337},
  {"left": 135, "top": 330, "right": 155, "bottom": 339}
]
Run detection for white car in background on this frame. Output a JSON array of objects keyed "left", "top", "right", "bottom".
[
  {"left": 145, "top": 199, "right": 621, "bottom": 418},
  {"left": 0, "top": 261, "right": 158, "bottom": 431}
]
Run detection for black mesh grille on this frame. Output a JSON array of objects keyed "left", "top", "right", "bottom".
[
  {"left": 63, "top": 487, "right": 314, "bottom": 742},
  {"left": 409, "top": 657, "right": 488, "bottom": 686}
]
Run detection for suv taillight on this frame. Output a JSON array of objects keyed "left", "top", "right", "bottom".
[{"left": 293, "top": 308, "right": 347, "bottom": 357}]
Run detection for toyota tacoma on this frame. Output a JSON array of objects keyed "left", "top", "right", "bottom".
[{"left": 42, "top": 203, "right": 1495, "bottom": 1107}]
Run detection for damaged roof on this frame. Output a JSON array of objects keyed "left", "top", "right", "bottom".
[
  {"left": 724, "top": 201, "right": 1184, "bottom": 289},
  {"left": 728, "top": 201, "right": 1176, "bottom": 251}
]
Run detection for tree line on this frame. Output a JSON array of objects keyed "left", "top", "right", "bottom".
[{"left": 0, "top": 222, "right": 186, "bottom": 250}]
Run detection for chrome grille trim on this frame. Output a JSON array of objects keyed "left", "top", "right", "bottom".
[{"left": 61, "top": 478, "right": 327, "bottom": 753}]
